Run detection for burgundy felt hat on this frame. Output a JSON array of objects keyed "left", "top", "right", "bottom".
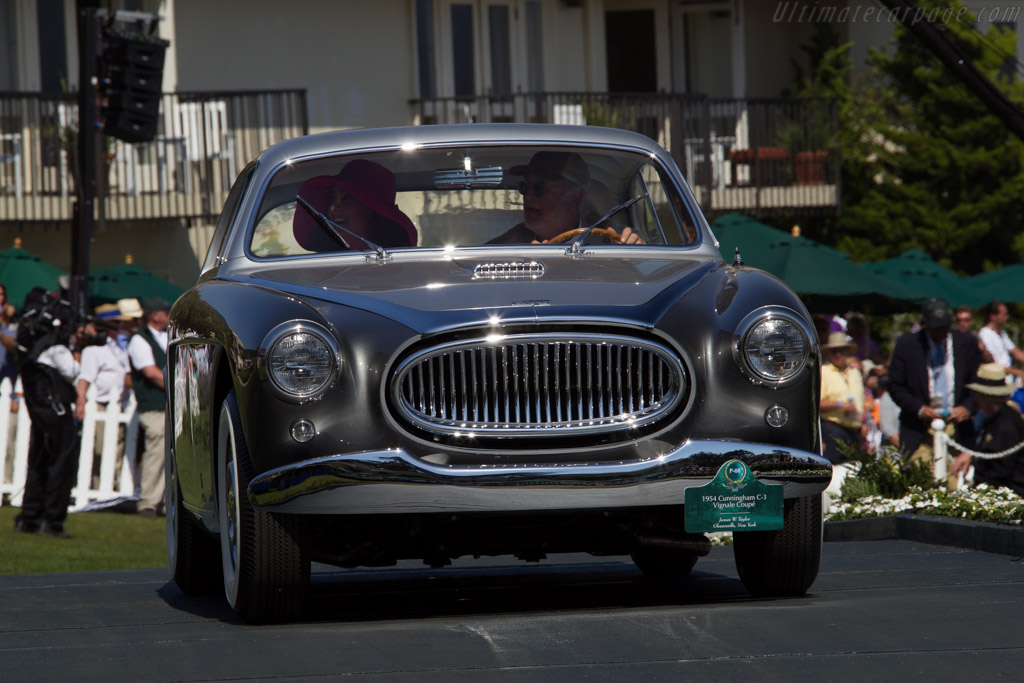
[{"left": 292, "top": 159, "right": 417, "bottom": 251}]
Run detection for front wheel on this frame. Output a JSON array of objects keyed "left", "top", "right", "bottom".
[
  {"left": 732, "top": 494, "right": 822, "bottom": 597},
  {"left": 217, "top": 390, "right": 309, "bottom": 622}
]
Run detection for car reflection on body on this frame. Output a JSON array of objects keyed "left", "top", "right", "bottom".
[{"left": 165, "top": 124, "right": 832, "bottom": 623}]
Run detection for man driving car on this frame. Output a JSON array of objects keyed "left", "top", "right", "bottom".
[{"left": 489, "top": 151, "right": 644, "bottom": 245}]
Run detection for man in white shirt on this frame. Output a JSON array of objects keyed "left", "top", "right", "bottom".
[
  {"left": 128, "top": 297, "right": 170, "bottom": 517},
  {"left": 75, "top": 304, "right": 132, "bottom": 490},
  {"left": 978, "top": 300, "right": 1024, "bottom": 388}
]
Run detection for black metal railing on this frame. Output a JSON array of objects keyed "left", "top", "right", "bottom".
[
  {"left": 410, "top": 92, "right": 840, "bottom": 216},
  {"left": 0, "top": 89, "right": 308, "bottom": 223}
]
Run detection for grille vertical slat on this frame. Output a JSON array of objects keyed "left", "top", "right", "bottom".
[
  {"left": 393, "top": 333, "right": 684, "bottom": 437},
  {"left": 543, "top": 344, "right": 552, "bottom": 424},
  {"left": 585, "top": 344, "right": 594, "bottom": 420},
  {"left": 501, "top": 345, "right": 509, "bottom": 423},
  {"left": 536, "top": 344, "right": 544, "bottom": 423},
  {"left": 427, "top": 361, "right": 436, "bottom": 417},
  {"left": 557, "top": 344, "right": 565, "bottom": 423},
  {"left": 512, "top": 344, "right": 521, "bottom": 423}
]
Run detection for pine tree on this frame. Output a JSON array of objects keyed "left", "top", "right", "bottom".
[{"left": 837, "top": 0, "right": 1024, "bottom": 272}]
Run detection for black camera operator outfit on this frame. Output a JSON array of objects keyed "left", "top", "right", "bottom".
[{"left": 13, "top": 290, "right": 80, "bottom": 537}]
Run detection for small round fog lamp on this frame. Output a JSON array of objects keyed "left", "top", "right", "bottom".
[
  {"left": 290, "top": 419, "right": 316, "bottom": 443},
  {"left": 765, "top": 404, "right": 789, "bottom": 428}
]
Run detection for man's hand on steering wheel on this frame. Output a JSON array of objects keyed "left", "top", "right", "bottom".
[
  {"left": 606, "top": 227, "right": 644, "bottom": 244},
  {"left": 541, "top": 226, "right": 646, "bottom": 245}
]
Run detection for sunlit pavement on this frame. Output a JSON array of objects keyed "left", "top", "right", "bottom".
[{"left": 1, "top": 538, "right": 1022, "bottom": 681}]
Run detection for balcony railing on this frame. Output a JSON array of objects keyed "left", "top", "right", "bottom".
[
  {"left": 410, "top": 92, "right": 840, "bottom": 216},
  {"left": 0, "top": 89, "right": 308, "bottom": 223}
]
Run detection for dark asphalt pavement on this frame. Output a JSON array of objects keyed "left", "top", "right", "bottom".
[{"left": 1, "top": 540, "right": 1022, "bottom": 681}]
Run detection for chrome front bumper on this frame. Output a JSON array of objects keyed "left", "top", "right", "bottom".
[{"left": 248, "top": 440, "right": 832, "bottom": 515}]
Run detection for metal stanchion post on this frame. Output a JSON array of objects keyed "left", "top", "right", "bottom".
[{"left": 931, "top": 417, "right": 947, "bottom": 484}]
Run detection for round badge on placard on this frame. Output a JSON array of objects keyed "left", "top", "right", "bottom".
[{"left": 724, "top": 460, "right": 747, "bottom": 486}]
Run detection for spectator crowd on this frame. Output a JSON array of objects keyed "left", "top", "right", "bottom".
[
  {"left": 818, "top": 298, "right": 1024, "bottom": 504},
  {"left": 3, "top": 278, "right": 170, "bottom": 538}
]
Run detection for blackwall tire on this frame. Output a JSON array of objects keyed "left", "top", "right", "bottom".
[
  {"left": 166, "top": 442, "right": 220, "bottom": 595},
  {"left": 732, "top": 494, "right": 823, "bottom": 597},
  {"left": 217, "top": 391, "right": 309, "bottom": 623}
]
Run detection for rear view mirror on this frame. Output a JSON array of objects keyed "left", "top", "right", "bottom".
[{"left": 433, "top": 166, "right": 504, "bottom": 189}]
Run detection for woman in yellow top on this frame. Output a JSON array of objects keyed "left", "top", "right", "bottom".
[{"left": 819, "top": 332, "right": 865, "bottom": 464}]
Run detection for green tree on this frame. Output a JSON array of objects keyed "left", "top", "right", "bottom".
[{"left": 837, "top": 0, "right": 1024, "bottom": 272}]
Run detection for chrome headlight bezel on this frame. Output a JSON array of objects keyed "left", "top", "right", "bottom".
[
  {"left": 258, "top": 320, "right": 340, "bottom": 402},
  {"left": 733, "top": 306, "right": 815, "bottom": 387}
]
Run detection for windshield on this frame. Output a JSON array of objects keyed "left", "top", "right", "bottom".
[{"left": 250, "top": 144, "right": 700, "bottom": 257}]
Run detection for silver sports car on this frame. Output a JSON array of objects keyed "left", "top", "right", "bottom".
[{"left": 166, "top": 123, "right": 832, "bottom": 622}]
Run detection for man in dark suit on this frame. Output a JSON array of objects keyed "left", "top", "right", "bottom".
[{"left": 889, "top": 298, "right": 981, "bottom": 486}]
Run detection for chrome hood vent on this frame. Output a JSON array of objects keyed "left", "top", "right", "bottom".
[
  {"left": 390, "top": 333, "right": 686, "bottom": 438},
  {"left": 472, "top": 261, "right": 546, "bottom": 280}
]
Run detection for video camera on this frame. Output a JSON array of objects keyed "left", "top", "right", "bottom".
[{"left": 16, "top": 287, "right": 78, "bottom": 362}]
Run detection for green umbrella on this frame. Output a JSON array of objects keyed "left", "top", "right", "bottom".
[
  {"left": 755, "top": 237, "right": 924, "bottom": 302},
  {"left": 712, "top": 213, "right": 799, "bottom": 263},
  {"left": 968, "top": 264, "right": 1024, "bottom": 304},
  {"left": 863, "top": 249, "right": 982, "bottom": 308},
  {"left": 89, "top": 263, "right": 185, "bottom": 308},
  {"left": 711, "top": 214, "right": 924, "bottom": 307},
  {"left": 0, "top": 247, "right": 68, "bottom": 311}
]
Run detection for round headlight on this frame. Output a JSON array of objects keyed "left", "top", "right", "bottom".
[
  {"left": 266, "top": 326, "right": 337, "bottom": 398},
  {"left": 739, "top": 314, "right": 810, "bottom": 384}
]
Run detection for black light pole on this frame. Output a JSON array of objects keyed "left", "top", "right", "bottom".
[{"left": 71, "top": 0, "right": 101, "bottom": 318}]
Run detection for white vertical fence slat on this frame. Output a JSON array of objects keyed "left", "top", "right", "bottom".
[{"left": 0, "top": 377, "right": 141, "bottom": 511}]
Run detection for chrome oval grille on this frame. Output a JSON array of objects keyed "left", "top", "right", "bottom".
[{"left": 390, "top": 333, "right": 686, "bottom": 437}]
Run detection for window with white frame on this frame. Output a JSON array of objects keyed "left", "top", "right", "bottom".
[{"left": 416, "top": 0, "right": 538, "bottom": 100}]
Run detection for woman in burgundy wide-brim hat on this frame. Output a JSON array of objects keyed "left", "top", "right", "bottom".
[{"left": 292, "top": 159, "right": 418, "bottom": 252}]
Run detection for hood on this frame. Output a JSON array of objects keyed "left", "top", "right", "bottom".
[{"left": 237, "top": 254, "right": 722, "bottom": 332}]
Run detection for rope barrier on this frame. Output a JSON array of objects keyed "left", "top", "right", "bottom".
[
  {"left": 929, "top": 417, "right": 1024, "bottom": 486},
  {"left": 937, "top": 431, "right": 1024, "bottom": 460}
]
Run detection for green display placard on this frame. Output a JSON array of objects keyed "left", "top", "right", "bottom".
[{"left": 684, "top": 459, "right": 784, "bottom": 533}]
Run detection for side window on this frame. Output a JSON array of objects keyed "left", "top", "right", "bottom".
[
  {"left": 201, "top": 162, "right": 256, "bottom": 274},
  {"left": 626, "top": 165, "right": 667, "bottom": 246},
  {"left": 637, "top": 163, "right": 697, "bottom": 246}
]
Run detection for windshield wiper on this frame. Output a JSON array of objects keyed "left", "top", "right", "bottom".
[
  {"left": 566, "top": 192, "right": 650, "bottom": 254},
  {"left": 296, "top": 196, "right": 391, "bottom": 261}
]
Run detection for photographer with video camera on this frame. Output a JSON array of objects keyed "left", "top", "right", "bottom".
[{"left": 12, "top": 286, "right": 81, "bottom": 538}]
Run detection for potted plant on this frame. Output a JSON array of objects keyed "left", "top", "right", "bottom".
[{"left": 776, "top": 104, "right": 834, "bottom": 186}]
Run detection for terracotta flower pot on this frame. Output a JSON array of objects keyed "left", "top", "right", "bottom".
[{"left": 793, "top": 150, "right": 828, "bottom": 185}]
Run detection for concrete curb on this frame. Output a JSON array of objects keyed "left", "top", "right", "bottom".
[{"left": 824, "top": 514, "right": 1024, "bottom": 557}]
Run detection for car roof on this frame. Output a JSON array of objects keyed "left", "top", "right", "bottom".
[{"left": 258, "top": 124, "right": 667, "bottom": 168}]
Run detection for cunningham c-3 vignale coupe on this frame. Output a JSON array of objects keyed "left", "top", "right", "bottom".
[{"left": 165, "top": 124, "right": 832, "bottom": 622}]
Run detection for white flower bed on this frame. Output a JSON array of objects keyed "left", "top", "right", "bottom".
[{"left": 826, "top": 484, "right": 1024, "bottom": 525}]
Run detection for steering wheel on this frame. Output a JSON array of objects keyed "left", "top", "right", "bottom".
[{"left": 545, "top": 227, "right": 618, "bottom": 244}]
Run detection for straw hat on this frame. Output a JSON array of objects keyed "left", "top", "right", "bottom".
[
  {"left": 966, "top": 363, "right": 1015, "bottom": 397},
  {"left": 821, "top": 331, "right": 856, "bottom": 355},
  {"left": 116, "top": 298, "right": 144, "bottom": 320},
  {"left": 93, "top": 303, "right": 122, "bottom": 324}
]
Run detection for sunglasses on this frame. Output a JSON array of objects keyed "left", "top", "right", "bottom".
[{"left": 518, "top": 179, "right": 554, "bottom": 197}]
